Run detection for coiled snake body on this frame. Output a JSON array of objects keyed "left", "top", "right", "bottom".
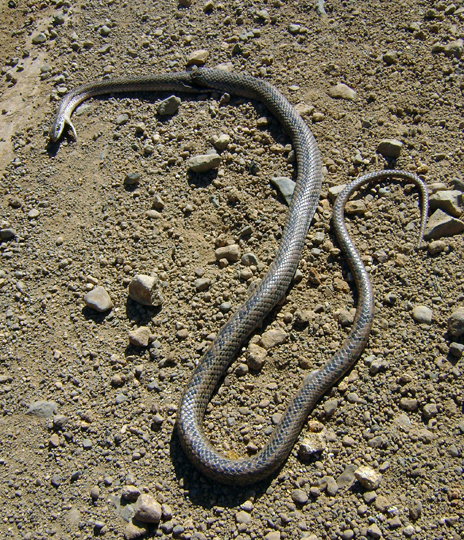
[{"left": 51, "top": 69, "right": 429, "bottom": 485}]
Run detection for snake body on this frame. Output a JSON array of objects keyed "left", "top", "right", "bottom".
[{"left": 51, "top": 69, "right": 429, "bottom": 485}]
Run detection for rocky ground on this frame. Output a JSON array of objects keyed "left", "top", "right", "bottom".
[{"left": 1, "top": 0, "right": 464, "bottom": 539}]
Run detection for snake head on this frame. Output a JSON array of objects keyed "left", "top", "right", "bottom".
[{"left": 49, "top": 111, "right": 77, "bottom": 142}]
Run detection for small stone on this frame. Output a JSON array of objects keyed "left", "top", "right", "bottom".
[
  {"left": 124, "top": 172, "right": 141, "bottom": 185},
  {"left": 264, "top": 532, "right": 281, "bottom": 540},
  {"left": 270, "top": 176, "right": 296, "bottom": 205},
  {"left": 122, "top": 485, "right": 141, "bottom": 502},
  {"left": 49, "top": 434, "right": 60, "bottom": 448},
  {"left": 0, "top": 228, "right": 16, "bottom": 240},
  {"left": 409, "top": 501, "right": 422, "bottom": 521},
  {"left": 28, "top": 208, "right": 40, "bottom": 219},
  {"left": 26, "top": 400, "right": 58, "bottom": 418},
  {"left": 246, "top": 344, "right": 267, "bottom": 370},
  {"left": 323, "top": 399, "right": 338, "bottom": 416},
  {"left": 424, "top": 209, "right": 464, "bottom": 240},
  {"left": 129, "top": 275, "right": 163, "bottom": 307},
  {"left": 50, "top": 474, "right": 62, "bottom": 487},
  {"left": 298, "top": 432, "right": 326, "bottom": 459},
  {"left": 449, "top": 342, "right": 464, "bottom": 358},
  {"left": 215, "top": 244, "right": 240, "bottom": 263},
  {"left": 355, "top": 465, "right": 382, "bottom": 490},
  {"left": 128, "top": 326, "right": 150, "bottom": 347},
  {"left": 158, "top": 96, "right": 181, "bottom": 116},
  {"left": 186, "top": 49, "right": 209, "bottom": 66},
  {"left": 212, "top": 133, "right": 230, "bottom": 151},
  {"left": 235, "top": 510, "right": 251, "bottom": 524},
  {"left": 100, "top": 25, "right": 111, "bottom": 36},
  {"left": 291, "top": 489, "right": 308, "bottom": 505},
  {"left": 241, "top": 252, "right": 258, "bottom": 266},
  {"left": 288, "top": 23, "right": 301, "bottom": 34},
  {"left": 328, "top": 184, "right": 347, "bottom": 202},
  {"left": 374, "top": 495, "right": 390, "bottom": 513},
  {"left": 403, "top": 525, "right": 415, "bottom": 537},
  {"left": 400, "top": 397, "right": 418, "bottom": 412},
  {"left": 367, "top": 523, "right": 382, "bottom": 538},
  {"left": 444, "top": 39, "right": 463, "bottom": 58},
  {"left": 412, "top": 305, "right": 432, "bottom": 324},
  {"left": 133, "top": 494, "right": 162, "bottom": 523},
  {"left": 124, "top": 521, "right": 148, "bottom": 540},
  {"left": 422, "top": 403, "right": 438, "bottom": 420},
  {"left": 383, "top": 50, "right": 398, "bottom": 64},
  {"left": 90, "top": 486, "right": 100, "bottom": 500},
  {"left": 327, "top": 83, "right": 357, "bottom": 100},
  {"left": 115, "top": 113, "right": 129, "bottom": 126},
  {"left": 325, "top": 476, "right": 338, "bottom": 496},
  {"left": 32, "top": 32, "right": 47, "bottom": 44},
  {"left": 377, "top": 139, "right": 402, "bottom": 159},
  {"left": 448, "top": 308, "right": 464, "bottom": 337},
  {"left": 345, "top": 200, "right": 367, "bottom": 214},
  {"left": 260, "top": 328, "right": 287, "bottom": 349},
  {"left": 53, "top": 415, "right": 68, "bottom": 429},
  {"left": 187, "top": 153, "right": 221, "bottom": 173},
  {"left": 336, "top": 464, "right": 357, "bottom": 489},
  {"left": 429, "top": 190, "right": 462, "bottom": 217},
  {"left": 84, "top": 286, "right": 113, "bottom": 312},
  {"left": 428, "top": 240, "right": 446, "bottom": 255}
]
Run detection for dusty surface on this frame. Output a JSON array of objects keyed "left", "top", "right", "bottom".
[{"left": 0, "top": 1, "right": 463, "bottom": 539}]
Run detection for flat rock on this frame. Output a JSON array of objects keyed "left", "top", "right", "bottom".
[
  {"left": 270, "top": 176, "right": 296, "bottom": 205},
  {"left": 158, "top": 96, "right": 181, "bottom": 116},
  {"left": 327, "top": 83, "right": 357, "bottom": 100},
  {"left": 298, "top": 432, "right": 326, "bottom": 459},
  {"left": 187, "top": 153, "right": 221, "bottom": 173},
  {"left": 424, "top": 209, "right": 464, "bottom": 240},
  {"left": 26, "top": 400, "right": 58, "bottom": 418},
  {"left": 377, "top": 139, "right": 403, "bottom": 159},
  {"left": 84, "top": 286, "right": 113, "bottom": 312},
  {"left": 429, "top": 190, "right": 462, "bottom": 217},
  {"left": 328, "top": 184, "right": 347, "bottom": 202},
  {"left": 345, "top": 200, "right": 367, "bottom": 214},
  {"left": 186, "top": 49, "right": 209, "bottom": 66},
  {"left": 129, "top": 275, "right": 163, "bottom": 306},
  {"left": 260, "top": 328, "right": 287, "bottom": 349},
  {"left": 124, "top": 172, "right": 141, "bottom": 185},
  {"left": 336, "top": 464, "right": 357, "bottom": 489}
]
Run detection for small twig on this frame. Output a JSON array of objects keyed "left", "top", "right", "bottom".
[{"left": 315, "top": 0, "right": 327, "bottom": 16}]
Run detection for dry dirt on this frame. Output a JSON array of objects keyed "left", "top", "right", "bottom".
[{"left": 0, "top": 1, "right": 463, "bottom": 540}]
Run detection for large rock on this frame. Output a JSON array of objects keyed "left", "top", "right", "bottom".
[
  {"left": 424, "top": 209, "right": 464, "bottom": 240},
  {"left": 133, "top": 494, "right": 162, "bottom": 523}
]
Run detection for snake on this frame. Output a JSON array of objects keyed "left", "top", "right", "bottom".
[{"left": 50, "top": 68, "right": 429, "bottom": 484}]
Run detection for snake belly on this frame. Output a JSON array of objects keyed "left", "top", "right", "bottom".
[{"left": 50, "top": 69, "right": 428, "bottom": 485}]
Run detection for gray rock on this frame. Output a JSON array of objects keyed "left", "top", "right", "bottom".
[
  {"left": 336, "top": 464, "right": 357, "bottom": 489},
  {"left": 337, "top": 309, "right": 355, "bottom": 326},
  {"left": 28, "top": 208, "right": 40, "bottom": 218},
  {"left": 324, "top": 399, "right": 338, "bottom": 416},
  {"left": 328, "top": 184, "right": 347, "bottom": 202},
  {"left": 27, "top": 400, "right": 58, "bottom": 418},
  {"left": 0, "top": 228, "right": 16, "bottom": 240},
  {"left": 400, "top": 397, "right": 418, "bottom": 411},
  {"left": 291, "top": 488, "right": 308, "bottom": 505},
  {"left": 327, "top": 83, "right": 357, "bottom": 100},
  {"left": 100, "top": 25, "right": 111, "bottom": 36},
  {"left": 429, "top": 190, "right": 462, "bottom": 217},
  {"left": 449, "top": 342, "right": 464, "bottom": 358},
  {"left": 129, "top": 275, "right": 163, "bottom": 306},
  {"left": 448, "top": 307, "right": 464, "bottom": 337},
  {"left": 409, "top": 501, "right": 422, "bottom": 521},
  {"left": 444, "top": 39, "right": 463, "bottom": 58},
  {"left": 157, "top": 96, "right": 181, "bottom": 116},
  {"left": 367, "top": 524, "right": 382, "bottom": 539},
  {"left": 422, "top": 403, "right": 438, "bottom": 420},
  {"left": 241, "top": 252, "right": 258, "bottom": 266},
  {"left": 260, "top": 328, "right": 287, "bottom": 349},
  {"left": 212, "top": 133, "right": 230, "bottom": 151},
  {"left": 451, "top": 177, "right": 464, "bottom": 192},
  {"left": 128, "top": 327, "right": 150, "bottom": 347},
  {"left": 115, "top": 113, "right": 129, "bottom": 126},
  {"left": 412, "top": 305, "right": 432, "bottom": 324},
  {"left": 124, "top": 521, "right": 148, "bottom": 540},
  {"left": 235, "top": 510, "right": 251, "bottom": 524},
  {"left": 246, "top": 344, "right": 267, "bottom": 370},
  {"left": 84, "top": 286, "right": 113, "bottom": 312},
  {"left": 383, "top": 50, "right": 398, "bottom": 64},
  {"left": 122, "top": 485, "right": 141, "bottom": 502},
  {"left": 424, "top": 209, "right": 464, "bottom": 240},
  {"left": 377, "top": 139, "right": 403, "bottom": 158},
  {"left": 270, "top": 176, "right": 296, "bottom": 205},
  {"left": 124, "top": 172, "right": 141, "bottom": 185},
  {"left": 187, "top": 153, "right": 221, "bottom": 173},
  {"left": 194, "top": 278, "right": 210, "bottom": 292},
  {"left": 355, "top": 466, "right": 382, "bottom": 490},
  {"left": 428, "top": 240, "right": 446, "bottom": 255},
  {"left": 325, "top": 476, "right": 338, "bottom": 496},
  {"left": 32, "top": 33, "right": 47, "bottom": 44},
  {"left": 133, "top": 494, "right": 162, "bottom": 523}
]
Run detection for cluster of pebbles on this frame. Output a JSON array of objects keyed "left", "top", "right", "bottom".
[{"left": 0, "top": 0, "right": 463, "bottom": 539}]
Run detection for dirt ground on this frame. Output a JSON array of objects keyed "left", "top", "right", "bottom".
[{"left": 0, "top": 0, "right": 463, "bottom": 539}]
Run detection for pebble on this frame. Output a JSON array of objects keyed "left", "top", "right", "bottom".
[
  {"left": 327, "top": 83, "right": 357, "bottom": 100},
  {"left": 324, "top": 399, "right": 338, "bottom": 416},
  {"left": 424, "top": 209, "right": 464, "bottom": 239},
  {"left": 377, "top": 139, "right": 402, "bottom": 158},
  {"left": 298, "top": 432, "right": 326, "bottom": 459},
  {"left": 422, "top": 402, "right": 438, "bottom": 420},
  {"left": 124, "top": 521, "right": 148, "bottom": 540},
  {"left": 124, "top": 172, "right": 141, "bottom": 186},
  {"left": 264, "top": 532, "right": 281, "bottom": 540},
  {"left": 51, "top": 474, "right": 62, "bottom": 487},
  {"left": 129, "top": 275, "right": 163, "bottom": 306},
  {"left": 84, "top": 286, "right": 113, "bottom": 312},
  {"left": 0, "top": 228, "right": 16, "bottom": 240},
  {"left": 260, "top": 328, "right": 287, "bottom": 349},
  {"left": 26, "top": 400, "right": 58, "bottom": 418},
  {"left": 241, "top": 252, "right": 258, "bottom": 266},
  {"left": 32, "top": 32, "right": 47, "bottom": 44},
  {"left": 133, "top": 494, "right": 162, "bottom": 523},
  {"left": 448, "top": 307, "right": 464, "bottom": 337},
  {"left": 336, "top": 464, "right": 357, "bottom": 488},
  {"left": 428, "top": 240, "right": 446, "bottom": 255},
  {"left": 212, "top": 133, "right": 230, "bottom": 151},
  {"left": 186, "top": 49, "right": 209, "bottom": 66},
  {"left": 328, "top": 184, "right": 347, "bottom": 202},
  {"left": 158, "top": 96, "right": 181, "bottom": 116},
  {"left": 325, "top": 476, "right": 338, "bottom": 496},
  {"left": 409, "top": 501, "right": 422, "bottom": 521},
  {"left": 194, "top": 278, "right": 210, "bottom": 292},
  {"left": 449, "top": 342, "right": 464, "bottom": 358},
  {"left": 28, "top": 208, "right": 40, "bottom": 219},
  {"left": 215, "top": 244, "right": 240, "bottom": 263},
  {"left": 291, "top": 488, "right": 308, "bottom": 505},
  {"left": 49, "top": 434, "right": 60, "bottom": 447},
  {"left": 246, "top": 343, "right": 267, "bottom": 370},
  {"left": 444, "top": 39, "right": 463, "bottom": 58},
  {"left": 187, "top": 153, "right": 221, "bottom": 173},
  {"left": 403, "top": 525, "right": 415, "bottom": 537},
  {"left": 53, "top": 415, "right": 68, "bottom": 429},
  {"left": 355, "top": 465, "right": 382, "bottom": 490},
  {"left": 383, "top": 50, "right": 398, "bottom": 64},
  {"left": 412, "top": 305, "right": 432, "bottom": 324},
  {"left": 128, "top": 326, "right": 150, "bottom": 347},
  {"left": 400, "top": 397, "right": 418, "bottom": 412},
  {"left": 345, "top": 200, "right": 367, "bottom": 214},
  {"left": 367, "top": 523, "right": 382, "bottom": 538},
  {"left": 270, "top": 176, "right": 296, "bottom": 205},
  {"left": 429, "top": 190, "right": 462, "bottom": 217},
  {"left": 116, "top": 113, "right": 129, "bottom": 126},
  {"left": 235, "top": 510, "right": 251, "bottom": 524},
  {"left": 90, "top": 486, "right": 100, "bottom": 500},
  {"left": 122, "top": 485, "right": 141, "bottom": 502}
]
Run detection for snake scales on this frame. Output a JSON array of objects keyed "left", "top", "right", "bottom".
[{"left": 51, "top": 68, "right": 429, "bottom": 484}]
